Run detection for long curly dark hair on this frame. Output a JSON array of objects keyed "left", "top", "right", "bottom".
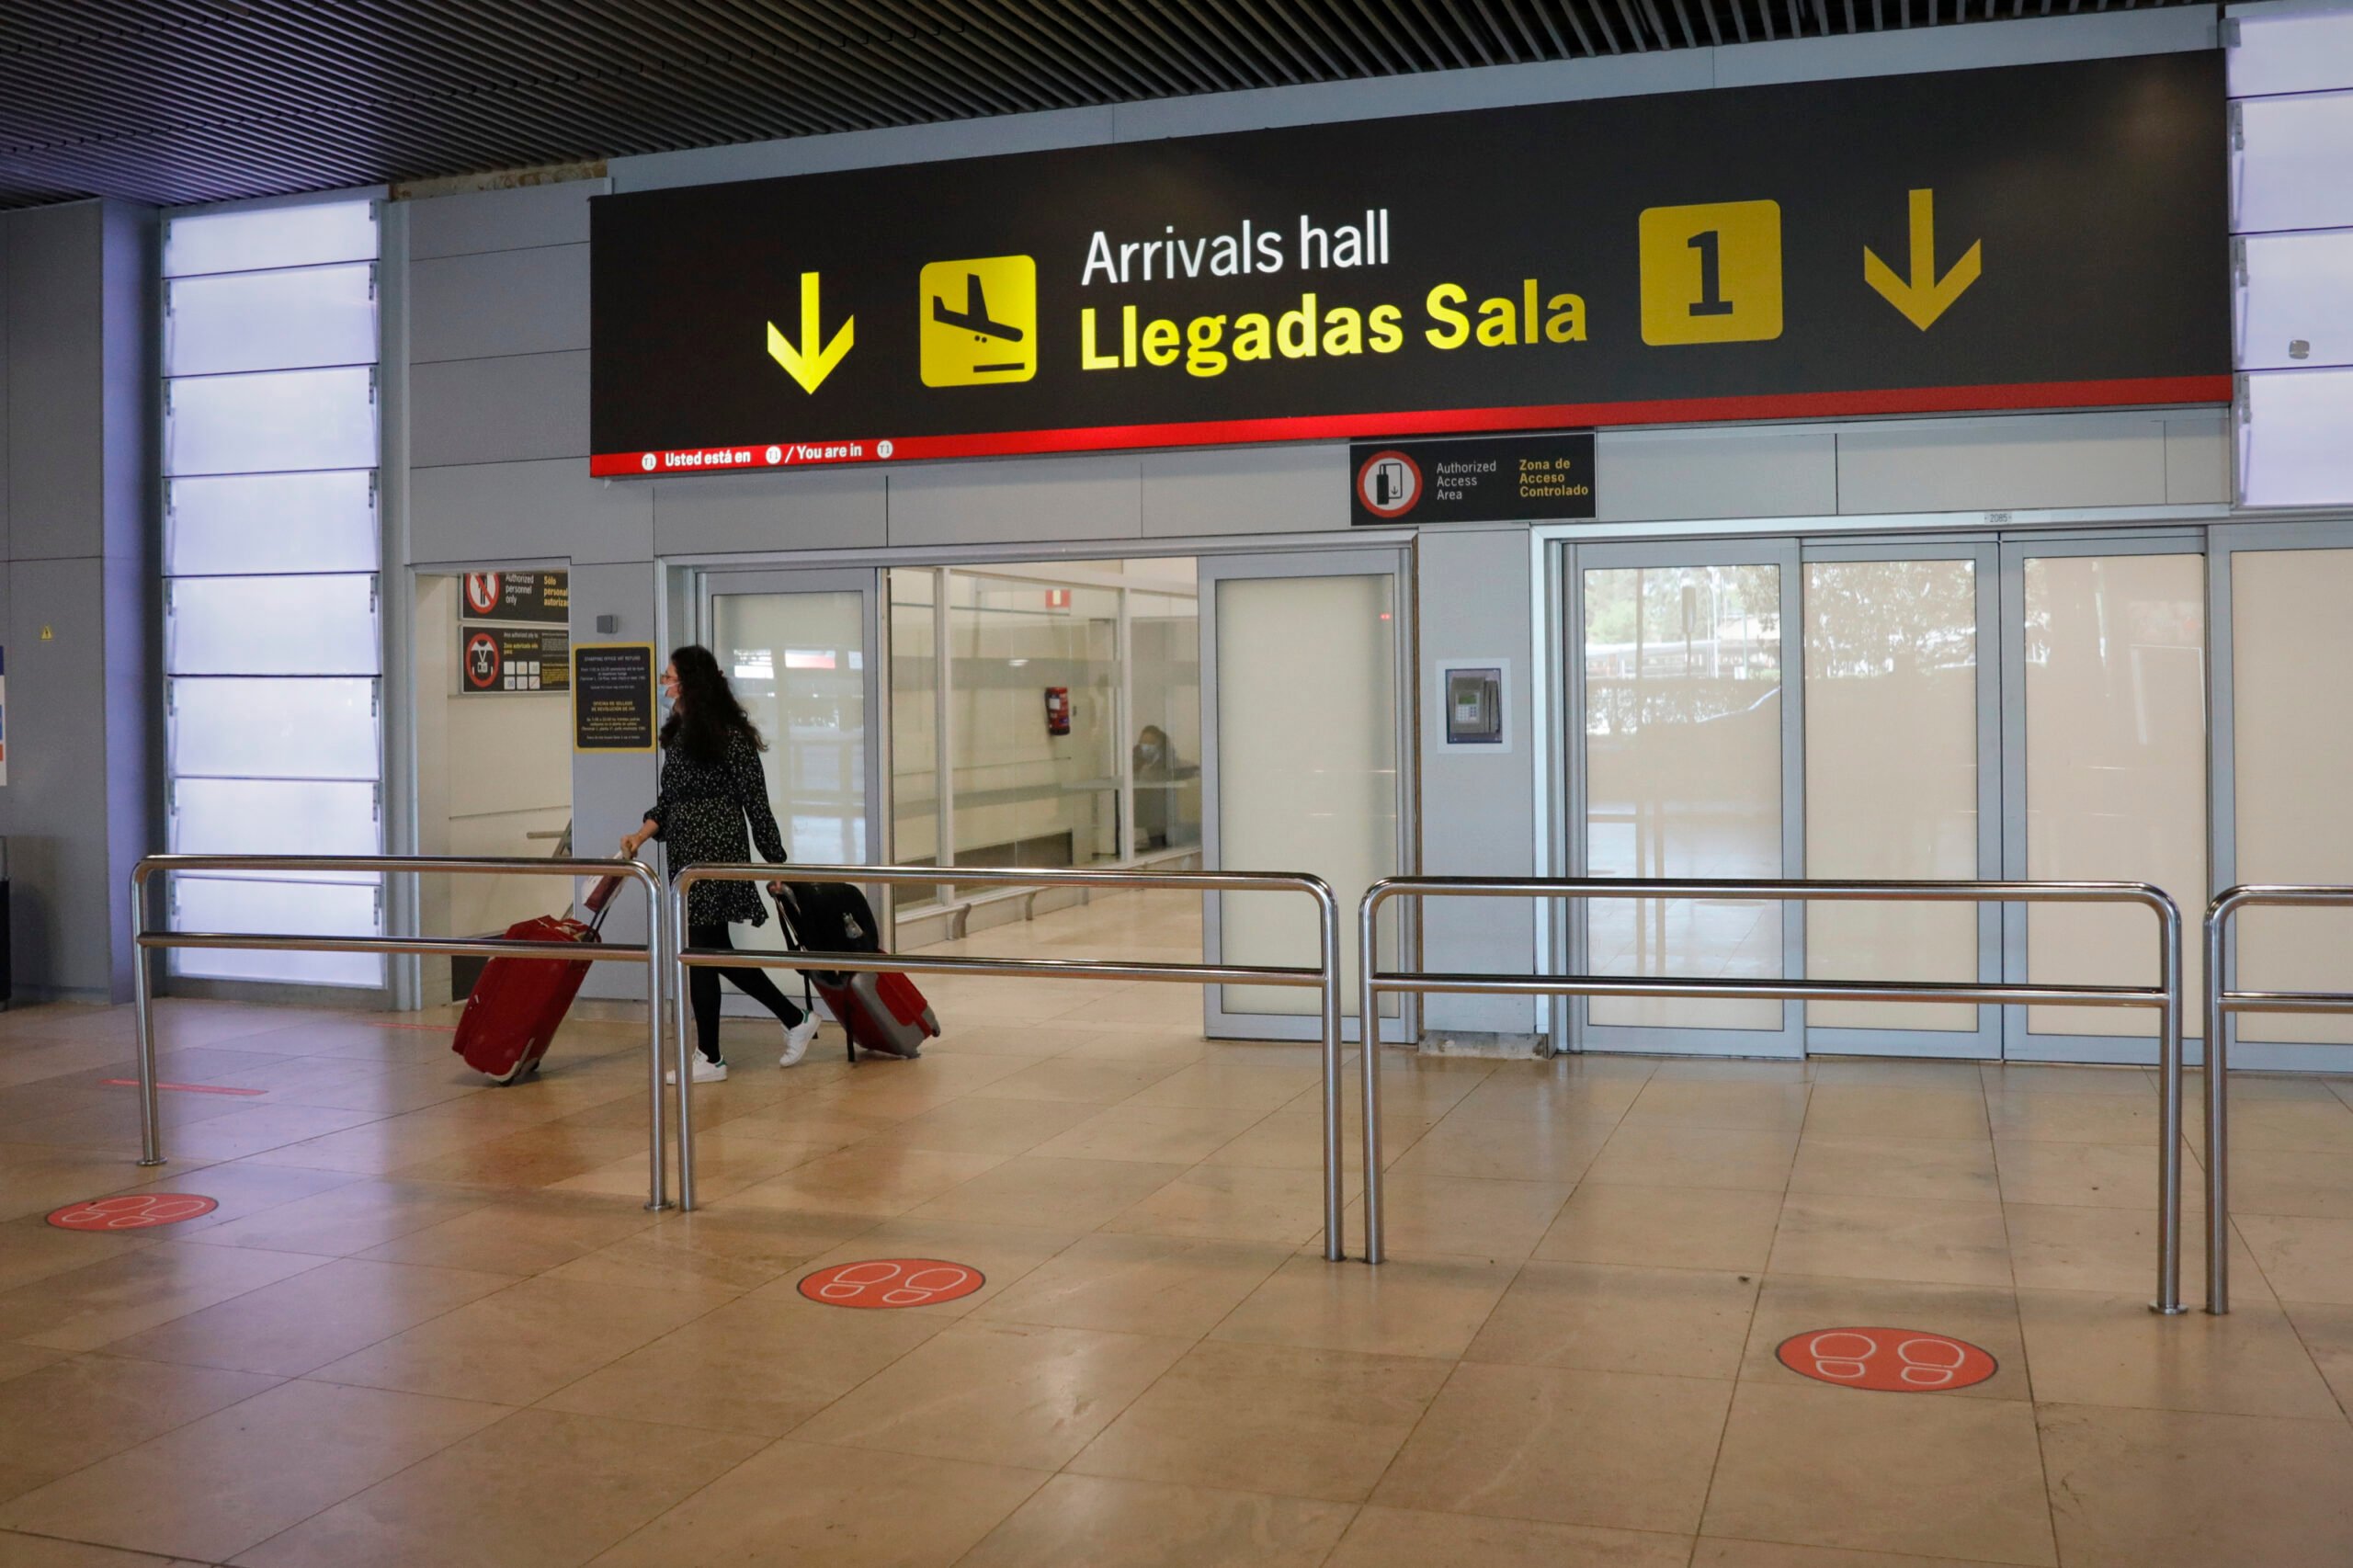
[{"left": 661, "top": 644, "right": 767, "bottom": 763}]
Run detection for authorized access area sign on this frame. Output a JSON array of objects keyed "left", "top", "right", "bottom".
[
  {"left": 590, "top": 51, "right": 2227, "bottom": 477},
  {"left": 1352, "top": 433, "right": 1596, "bottom": 525}
]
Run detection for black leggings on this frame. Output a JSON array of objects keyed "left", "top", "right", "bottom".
[{"left": 688, "top": 922, "right": 804, "bottom": 1062}]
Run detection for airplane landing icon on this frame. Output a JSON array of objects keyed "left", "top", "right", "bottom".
[{"left": 919, "top": 256, "right": 1037, "bottom": 386}]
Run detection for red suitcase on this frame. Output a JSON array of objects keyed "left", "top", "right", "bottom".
[
  {"left": 809, "top": 969, "right": 940, "bottom": 1062},
  {"left": 450, "top": 877, "right": 620, "bottom": 1084}
]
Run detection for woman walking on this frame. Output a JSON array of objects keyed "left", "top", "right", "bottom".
[{"left": 622, "top": 645, "right": 821, "bottom": 1082}]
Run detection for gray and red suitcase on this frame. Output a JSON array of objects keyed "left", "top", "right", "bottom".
[
  {"left": 449, "top": 875, "right": 620, "bottom": 1084},
  {"left": 772, "top": 881, "right": 940, "bottom": 1062}
]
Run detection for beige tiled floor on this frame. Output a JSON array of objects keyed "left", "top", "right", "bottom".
[{"left": 0, "top": 892, "right": 2351, "bottom": 1564}]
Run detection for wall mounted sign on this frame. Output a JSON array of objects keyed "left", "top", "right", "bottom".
[
  {"left": 460, "top": 626, "right": 570, "bottom": 693},
  {"left": 590, "top": 51, "right": 2227, "bottom": 477},
  {"left": 574, "top": 643, "right": 657, "bottom": 751},
  {"left": 1776, "top": 1327, "right": 1998, "bottom": 1392},
  {"left": 461, "top": 570, "right": 568, "bottom": 625},
  {"left": 1352, "top": 433, "right": 1595, "bottom": 525}
]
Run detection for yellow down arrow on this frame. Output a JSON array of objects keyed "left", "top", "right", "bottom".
[
  {"left": 765, "top": 271, "right": 855, "bottom": 393},
  {"left": 1864, "top": 188, "right": 1982, "bottom": 332}
]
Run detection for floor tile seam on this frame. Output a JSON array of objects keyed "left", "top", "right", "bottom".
[
  {"left": 1695, "top": 1528, "right": 2038, "bottom": 1568},
  {"left": 2002, "top": 1206, "right": 2070, "bottom": 1568},
  {"left": 0, "top": 1358, "right": 300, "bottom": 1496},
  {"left": 2275, "top": 1296, "right": 2353, "bottom": 1426},
  {"left": 0, "top": 1521, "right": 233, "bottom": 1566},
  {"left": 1688, "top": 1177, "right": 1797, "bottom": 1544}
]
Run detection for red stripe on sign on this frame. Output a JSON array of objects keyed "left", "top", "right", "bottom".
[
  {"left": 101, "top": 1080, "right": 267, "bottom": 1096},
  {"left": 590, "top": 375, "right": 2231, "bottom": 477}
]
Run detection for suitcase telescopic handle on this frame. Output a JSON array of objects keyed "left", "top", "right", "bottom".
[{"left": 582, "top": 873, "right": 627, "bottom": 932}]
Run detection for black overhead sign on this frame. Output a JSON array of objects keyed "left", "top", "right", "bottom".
[
  {"left": 589, "top": 51, "right": 2229, "bottom": 479},
  {"left": 1352, "top": 434, "right": 1596, "bottom": 525}
]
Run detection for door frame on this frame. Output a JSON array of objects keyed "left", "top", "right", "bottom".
[
  {"left": 2208, "top": 517, "right": 2353, "bottom": 1073},
  {"left": 1199, "top": 545, "right": 1419, "bottom": 1045},
  {"left": 1995, "top": 528, "right": 2210, "bottom": 1064},
  {"left": 690, "top": 564, "right": 892, "bottom": 957},
  {"left": 1797, "top": 535, "right": 2005, "bottom": 1060},
  {"left": 1564, "top": 536, "right": 1806, "bottom": 1059}
]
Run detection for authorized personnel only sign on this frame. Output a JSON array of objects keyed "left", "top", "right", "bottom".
[{"left": 590, "top": 52, "right": 2227, "bottom": 475}]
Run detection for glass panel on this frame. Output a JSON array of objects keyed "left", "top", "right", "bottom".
[
  {"left": 167, "top": 574, "right": 380, "bottom": 676},
  {"left": 949, "top": 576, "right": 1123, "bottom": 870},
  {"left": 166, "top": 263, "right": 376, "bottom": 376},
  {"left": 710, "top": 589, "right": 870, "bottom": 955},
  {"left": 165, "top": 201, "right": 377, "bottom": 277},
  {"left": 2230, "top": 7, "right": 2353, "bottom": 97},
  {"left": 2234, "top": 91, "right": 2353, "bottom": 233},
  {"left": 1131, "top": 587, "right": 1202, "bottom": 854},
  {"left": 889, "top": 569, "right": 939, "bottom": 908},
  {"left": 2240, "top": 367, "right": 2353, "bottom": 508},
  {"left": 2238, "top": 231, "right": 2353, "bottom": 372},
  {"left": 1802, "top": 560, "right": 1979, "bottom": 1031},
  {"left": 165, "top": 366, "right": 377, "bottom": 477},
  {"left": 2231, "top": 547, "right": 2353, "bottom": 1042},
  {"left": 168, "top": 876, "right": 382, "bottom": 987},
  {"left": 172, "top": 779, "right": 381, "bottom": 876},
  {"left": 169, "top": 677, "right": 379, "bottom": 780},
  {"left": 1218, "top": 573, "right": 1397, "bottom": 1017},
  {"left": 2022, "top": 554, "right": 2208, "bottom": 1038},
  {"left": 1584, "top": 563, "right": 1784, "bottom": 1031},
  {"left": 168, "top": 471, "right": 378, "bottom": 576}
]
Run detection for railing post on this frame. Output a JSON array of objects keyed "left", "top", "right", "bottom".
[
  {"left": 1314, "top": 878, "right": 1345, "bottom": 1264},
  {"left": 1359, "top": 884, "right": 1385, "bottom": 1266},
  {"left": 2205, "top": 895, "right": 2234, "bottom": 1315},
  {"left": 673, "top": 871, "right": 699, "bottom": 1212},
  {"left": 132, "top": 865, "right": 164, "bottom": 1168},
  {"left": 638, "top": 863, "right": 669, "bottom": 1213},
  {"left": 2153, "top": 892, "right": 2188, "bottom": 1315}
]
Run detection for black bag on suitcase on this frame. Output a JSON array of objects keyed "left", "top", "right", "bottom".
[{"left": 771, "top": 882, "right": 940, "bottom": 1062}]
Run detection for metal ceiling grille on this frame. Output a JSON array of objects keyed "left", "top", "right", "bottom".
[{"left": 0, "top": 0, "right": 2204, "bottom": 210}]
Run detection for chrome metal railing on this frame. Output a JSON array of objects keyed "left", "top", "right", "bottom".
[
  {"left": 128, "top": 855, "right": 672, "bottom": 1209},
  {"left": 1358, "top": 877, "right": 2190, "bottom": 1312},
  {"left": 671, "top": 864, "right": 1346, "bottom": 1253},
  {"left": 2201, "top": 885, "right": 2353, "bottom": 1316}
]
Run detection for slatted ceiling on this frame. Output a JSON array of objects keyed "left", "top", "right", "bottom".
[{"left": 0, "top": 0, "right": 2201, "bottom": 210}]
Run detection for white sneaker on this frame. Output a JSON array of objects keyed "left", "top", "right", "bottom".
[
  {"left": 779, "top": 1017, "right": 821, "bottom": 1068},
  {"left": 665, "top": 1056, "right": 729, "bottom": 1085}
]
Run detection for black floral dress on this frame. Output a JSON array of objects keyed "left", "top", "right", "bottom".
[{"left": 644, "top": 728, "right": 789, "bottom": 928}]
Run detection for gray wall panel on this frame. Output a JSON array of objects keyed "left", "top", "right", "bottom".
[
  {"left": 653, "top": 469, "right": 886, "bottom": 556},
  {"left": 1597, "top": 428, "right": 1838, "bottom": 522},
  {"left": 5, "top": 558, "right": 114, "bottom": 998},
  {"left": 6, "top": 203, "right": 102, "bottom": 562},
  {"left": 617, "top": 109, "right": 1116, "bottom": 192},
  {"left": 568, "top": 560, "right": 661, "bottom": 1002},
  {"left": 2165, "top": 411, "right": 2231, "bottom": 505},
  {"left": 1715, "top": 6, "right": 2211, "bottom": 85},
  {"left": 99, "top": 202, "right": 157, "bottom": 1001},
  {"left": 1139, "top": 445, "right": 1348, "bottom": 537},
  {"left": 411, "top": 244, "right": 590, "bottom": 364},
  {"left": 886, "top": 456, "right": 1142, "bottom": 548},
  {"left": 409, "top": 458, "right": 652, "bottom": 566},
  {"left": 1835, "top": 415, "right": 2171, "bottom": 515},
  {"left": 406, "top": 178, "right": 603, "bottom": 258},
  {"left": 0, "top": 215, "right": 9, "bottom": 564},
  {"left": 1415, "top": 527, "right": 1538, "bottom": 1035},
  {"left": 1109, "top": 51, "right": 1709, "bottom": 142},
  {"left": 410, "top": 350, "right": 589, "bottom": 467},
  {"left": 409, "top": 242, "right": 588, "bottom": 362}
]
